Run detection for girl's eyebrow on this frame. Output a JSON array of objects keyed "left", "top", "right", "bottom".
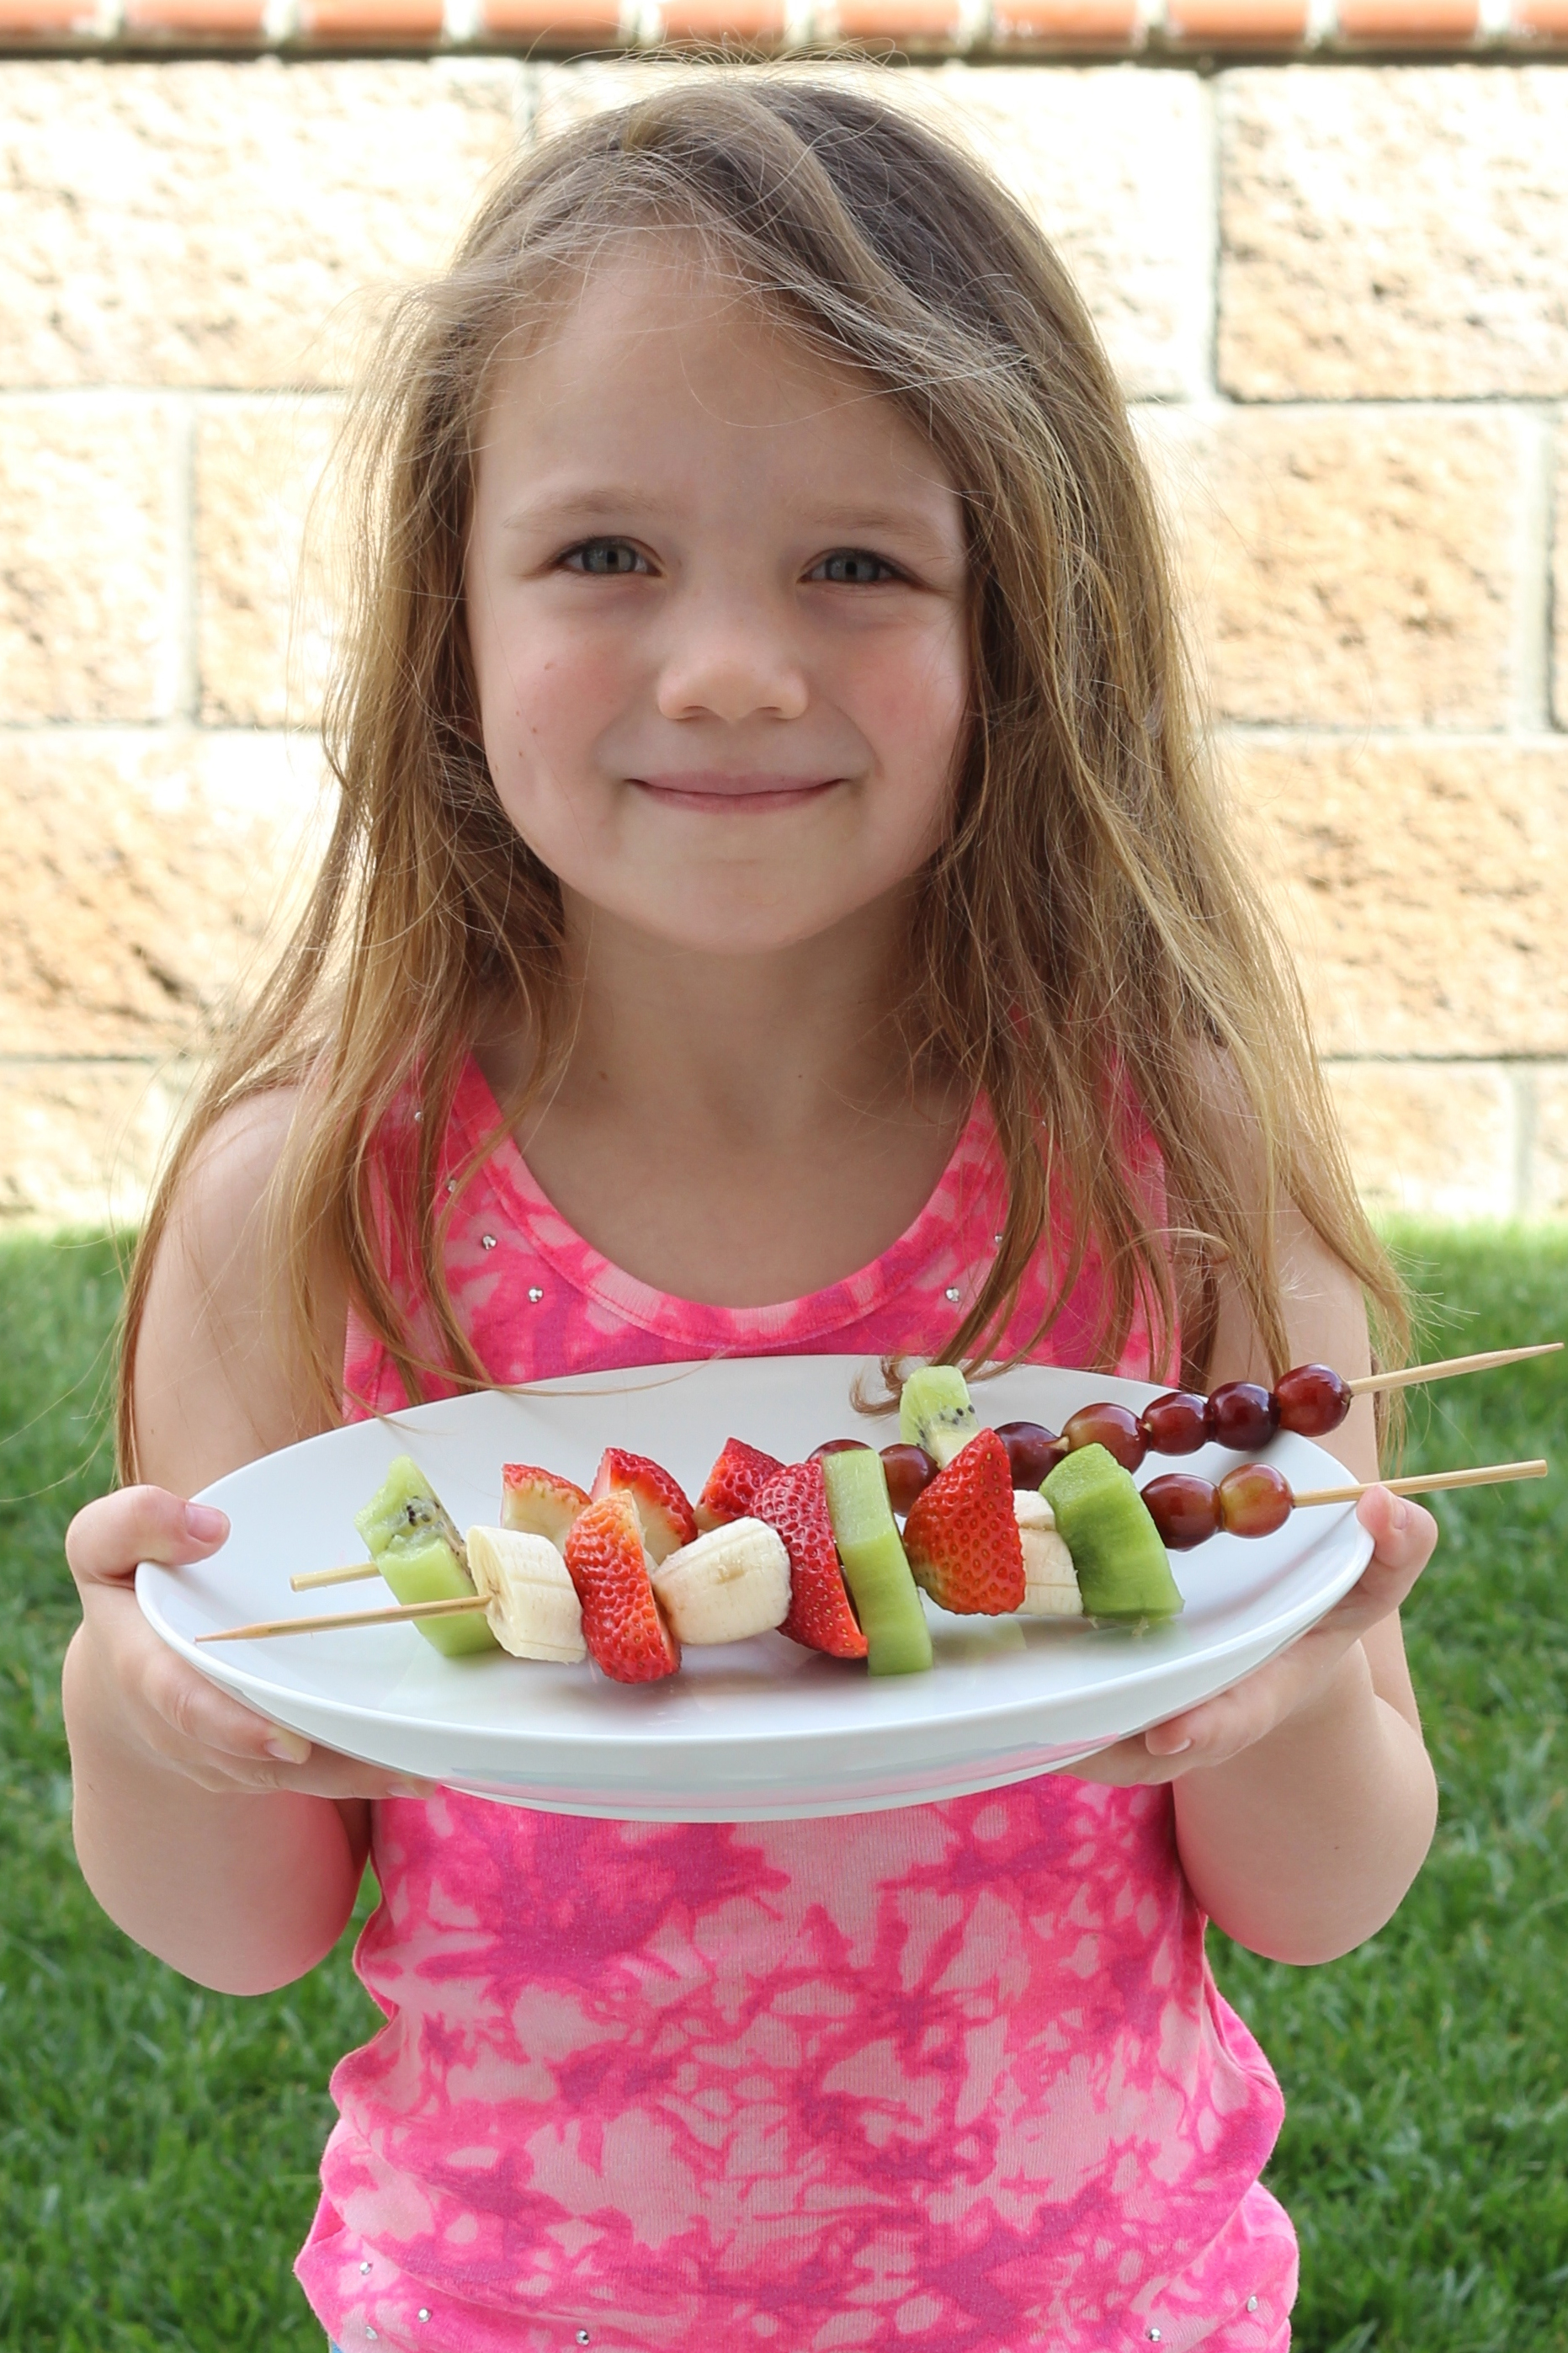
[
  {"left": 498, "top": 488, "right": 662, "bottom": 534},
  {"left": 499, "top": 490, "right": 957, "bottom": 551}
]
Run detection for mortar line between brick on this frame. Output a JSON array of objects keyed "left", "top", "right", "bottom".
[
  {"left": 1548, "top": 404, "right": 1563, "bottom": 733},
  {"left": 1221, "top": 723, "right": 1568, "bottom": 750},
  {"left": 0, "top": 722, "right": 311, "bottom": 744},
  {"left": 1497, "top": 1059, "right": 1521, "bottom": 1221},
  {"left": 3, "top": 717, "right": 1560, "bottom": 753},
  {"left": 1512, "top": 406, "right": 1553, "bottom": 732},
  {"left": 513, "top": 56, "right": 539, "bottom": 148},
  {"left": 1203, "top": 71, "right": 1223, "bottom": 404},
  {"left": 167, "top": 400, "right": 199, "bottom": 725},
  {"left": 1510, "top": 1062, "right": 1537, "bottom": 1217},
  {"left": 0, "top": 387, "right": 348, "bottom": 410},
  {"left": 1322, "top": 1055, "right": 1568, "bottom": 1065}
]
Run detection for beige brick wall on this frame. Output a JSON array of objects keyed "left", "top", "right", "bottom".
[{"left": 2, "top": 56, "right": 1565, "bottom": 1227}]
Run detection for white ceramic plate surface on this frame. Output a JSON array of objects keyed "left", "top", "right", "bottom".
[{"left": 136, "top": 1357, "right": 1371, "bottom": 1821}]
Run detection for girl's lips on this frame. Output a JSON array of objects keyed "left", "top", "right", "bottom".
[{"left": 630, "top": 773, "right": 841, "bottom": 813}]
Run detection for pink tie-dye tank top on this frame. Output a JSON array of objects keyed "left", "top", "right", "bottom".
[{"left": 297, "top": 1059, "right": 1296, "bottom": 2353}]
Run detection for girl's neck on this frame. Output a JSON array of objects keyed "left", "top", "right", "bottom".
[
  {"left": 494, "top": 887, "right": 941, "bottom": 1146},
  {"left": 476, "top": 891, "right": 969, "bottom": 1307}
]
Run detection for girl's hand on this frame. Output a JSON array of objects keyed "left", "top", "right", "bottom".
[
  {"left": 65, "top": 1486, "right": 430, "bottom": 1803},
  {"left": 1073, "top": 1485, "right": 1438, "bottom": 1788}
]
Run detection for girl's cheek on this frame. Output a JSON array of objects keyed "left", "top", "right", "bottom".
[
  {"left": 856, "top": 637, "right": 968, "bottom": 827},
  {"left": 484, "top": 635, "right": 625, "bottom": 775}
]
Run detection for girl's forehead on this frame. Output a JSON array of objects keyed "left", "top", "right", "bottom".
[
  {"left": 470, "top": 235, "right": 965, "bottom": 551},
  {"left": 480, "top": 242, "right": 922, "bottom": 458}
]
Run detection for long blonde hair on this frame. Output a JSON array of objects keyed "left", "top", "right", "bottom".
[{"left": 119, "top": 73, "right": 1403, "bottom": 1471}]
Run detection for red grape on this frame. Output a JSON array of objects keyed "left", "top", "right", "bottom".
[
  {"left": 1142, "top": 1472, "right": 1220, "bottom": 1550},
  {"left": 810, "top": 1438, "right": 871, "bottom": 1461},
  {"left": 1216, "top": 1462, "right": 1292, "bottom": 1537},
  {"left": 1062, "top": 1401, "right": 1146, "bottom": 1472},
  {"left": 1274, "top": 1362, "right": 1352, "bottom": 1438},
  {"left": 995, "top": 1419, "right": 1066, "bottom": 1486},
  {"left": 1139, "top": 1391, "right": 1208, "bottom": 1456},
  {"left": 880, "top": 1442, "right": 937, "bottom": 1514},
  {"left": 1205, "top": 1381, "right": 1281, "bottom": 1453}
]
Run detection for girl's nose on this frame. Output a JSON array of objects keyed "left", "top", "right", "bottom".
[{"left": 655, "top": 599, "right": 810, "bottom": 726}]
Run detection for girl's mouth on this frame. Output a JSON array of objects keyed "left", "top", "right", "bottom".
[{"left": 630, "top": 773, "right": 842, "bottom": 814}]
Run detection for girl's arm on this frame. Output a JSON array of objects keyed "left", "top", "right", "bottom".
[
  {"left": 62, "top": 1094, "right": 423, "bottom": 1996},
  {"left": 1079, "top": 1184, "right": 1440, "bottom": 1964}
]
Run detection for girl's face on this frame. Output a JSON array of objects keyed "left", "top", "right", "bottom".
[{"left": 465, "top": 246, "right": 970, "bottom": 961}]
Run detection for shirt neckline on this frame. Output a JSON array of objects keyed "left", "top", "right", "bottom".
[{"left": 449, "top": 1055, "right": 1002, "bottom": 1351}]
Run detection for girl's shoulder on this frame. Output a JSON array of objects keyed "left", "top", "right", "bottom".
[{"left": 128, "top": 1087, "right": 345, "bottom": 1491}]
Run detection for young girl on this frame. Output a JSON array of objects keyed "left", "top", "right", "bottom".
[{"left": 62, "top": 78, "right": 1440, "bottom": 2353}]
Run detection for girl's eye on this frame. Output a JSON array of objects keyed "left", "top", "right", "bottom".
[
  {"left": 811, "top": 549, "right": 900, "bottom": 587},
  {"left": 562, "top": 540, "right": 650, "bottom": 578}
]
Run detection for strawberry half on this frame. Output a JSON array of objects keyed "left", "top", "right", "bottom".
[
  {"left": 753, "top": 1460, "right": 868, "bottom": 1659},
  {"left": 500, "top": 1462, "right": 591, "bottom": 1549},
  {"left": 591, "top": 1447, "right": 698, "bottom": 1565},
  {"left": 694, "top": 1436, "right": 785, "bottom": 1533},
  {"left": 901, "top": 1428, "right": 1025, "bottom": 1616},
  {"left": 563, "top": 1490, "right": 680, "bottom": 1684}
]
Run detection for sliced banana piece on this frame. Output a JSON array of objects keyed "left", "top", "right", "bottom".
[
  {"left": 650, "top": 1517, "right": 791, "bottom": 1646},
  {"left": 1013, "top": 1489, "right": 1082, "bottom": 1618},
  {"left": 466, "top": 1525, "right": 587, "bottom": 1663}
]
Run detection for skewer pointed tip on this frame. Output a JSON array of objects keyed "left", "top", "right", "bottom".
[{"left": 1348, "top": 1341, "right": 1563, "bottom": 1398}]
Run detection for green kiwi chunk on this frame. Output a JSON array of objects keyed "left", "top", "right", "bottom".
[
  {"left": 899, "top": 1365, "right": 980, "bottom": 1468},
  {"left": 821, "top": 1448, "right": 933, "bottom": 1677},
  {"left": 353, "top": 1455, "right": 497, "bottom": 1658},
  {"left": 1041, "top": 1443, "right": 1183, "bottom": 1622}
]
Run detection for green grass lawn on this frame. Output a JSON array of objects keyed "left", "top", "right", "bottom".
[{"left": 1, "top": 1223, "right": 1565, "bottom": 2350}]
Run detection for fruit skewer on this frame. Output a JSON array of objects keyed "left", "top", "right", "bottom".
[
  {"left": 1143, "top": 1455, "right": 1549, "bottom": 1548},
  {"left": 293, "top": 1339, "right": 1560, "bottom": 1595},
  {"left": 876, "top": 1339, "right": 1561, "bottom": 1503},
  {"left": 196, "top": 1455, "right": 1548, "bottom": 1646}
]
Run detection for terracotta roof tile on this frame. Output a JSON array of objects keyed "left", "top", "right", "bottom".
[
  {"left": 480, "top": 0, "right": 621, "bottom": 33},
  {"left": 0, "top": 0, "right": 100, "bottom": 26},
  {"left": 1167, "top": 0, "right": 1309, "bottom": 38},
  {"left": 1337, "top": 0, "right": 1480, "bottom": 36},
  {"left": 990, "top": 0, "right": 1140, "bottom": 41},
  {"left": 122, "top": 0, "right": 268, "bottom": 26},
  {"left": 660, "top": 0, "right": 786, "bottom": 38},
  {"left": 0, "top": 0, "right": 1561, "bottom": 53},
  {"left": 298, "top": 0, "right": 447, "bottom": 33},
  {"left": 829, "top": 0, "right": 969, "bottom": 37}
]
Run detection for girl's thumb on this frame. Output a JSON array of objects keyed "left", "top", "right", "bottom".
[{"left": 66, "top": 1485, "right": 230, "bottom": 1589}]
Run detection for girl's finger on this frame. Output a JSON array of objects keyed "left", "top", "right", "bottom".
[
  {"left": 1354, "top": 1485, "right": 1438, "bottom": 1577},
  {"left": 137, "top": 1642, "right": 429, "bottom": 1797},
  {"left": 1144, "top": 1674, "right": 1284, "bottom": 1768},
  {"left": 174, "top": 1750, "right": 435, "bottom": 1802},
  {"left": 66, "top": 1485, "right": 228, "bottom": 1589},
  {"left": 1081, "top": 1492, "right": 1439, "bottom": 1786},
  {"left": 145, "top": 1640, "right": 313, "bottom": 1766},
  {"left": 231, "top": 1757, "right": 436, "bottom": 1803},
  {"left": 1313, "top": 1493, "right": 1438, "bottom": 1646}
]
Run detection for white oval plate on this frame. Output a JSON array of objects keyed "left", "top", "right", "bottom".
[{"left": 136, "top": 1356, "right": 1370, "bottom": 1821}]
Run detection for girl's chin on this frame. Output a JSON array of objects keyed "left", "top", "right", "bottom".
[{"left": 569, "top": 880, "right": 895, "bottom": 960}]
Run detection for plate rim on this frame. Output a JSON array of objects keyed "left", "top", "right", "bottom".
[{"left": 137, "top": 1355, "right": 1373, "bottom": 1742}]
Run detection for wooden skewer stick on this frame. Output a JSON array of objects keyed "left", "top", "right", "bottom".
[
  {"left": 1293, "top": 1458, "right": 1548, "bottom": 1509},
  {"left": 291, "top": 1562, "right": 381, "bottom": 1592},
  {"left": 1347, "top": 1341, "right": 1561, "bottom": 1397},
  {"left": 196, "top": 1594, "right": 490, "bottom": 1643}
]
